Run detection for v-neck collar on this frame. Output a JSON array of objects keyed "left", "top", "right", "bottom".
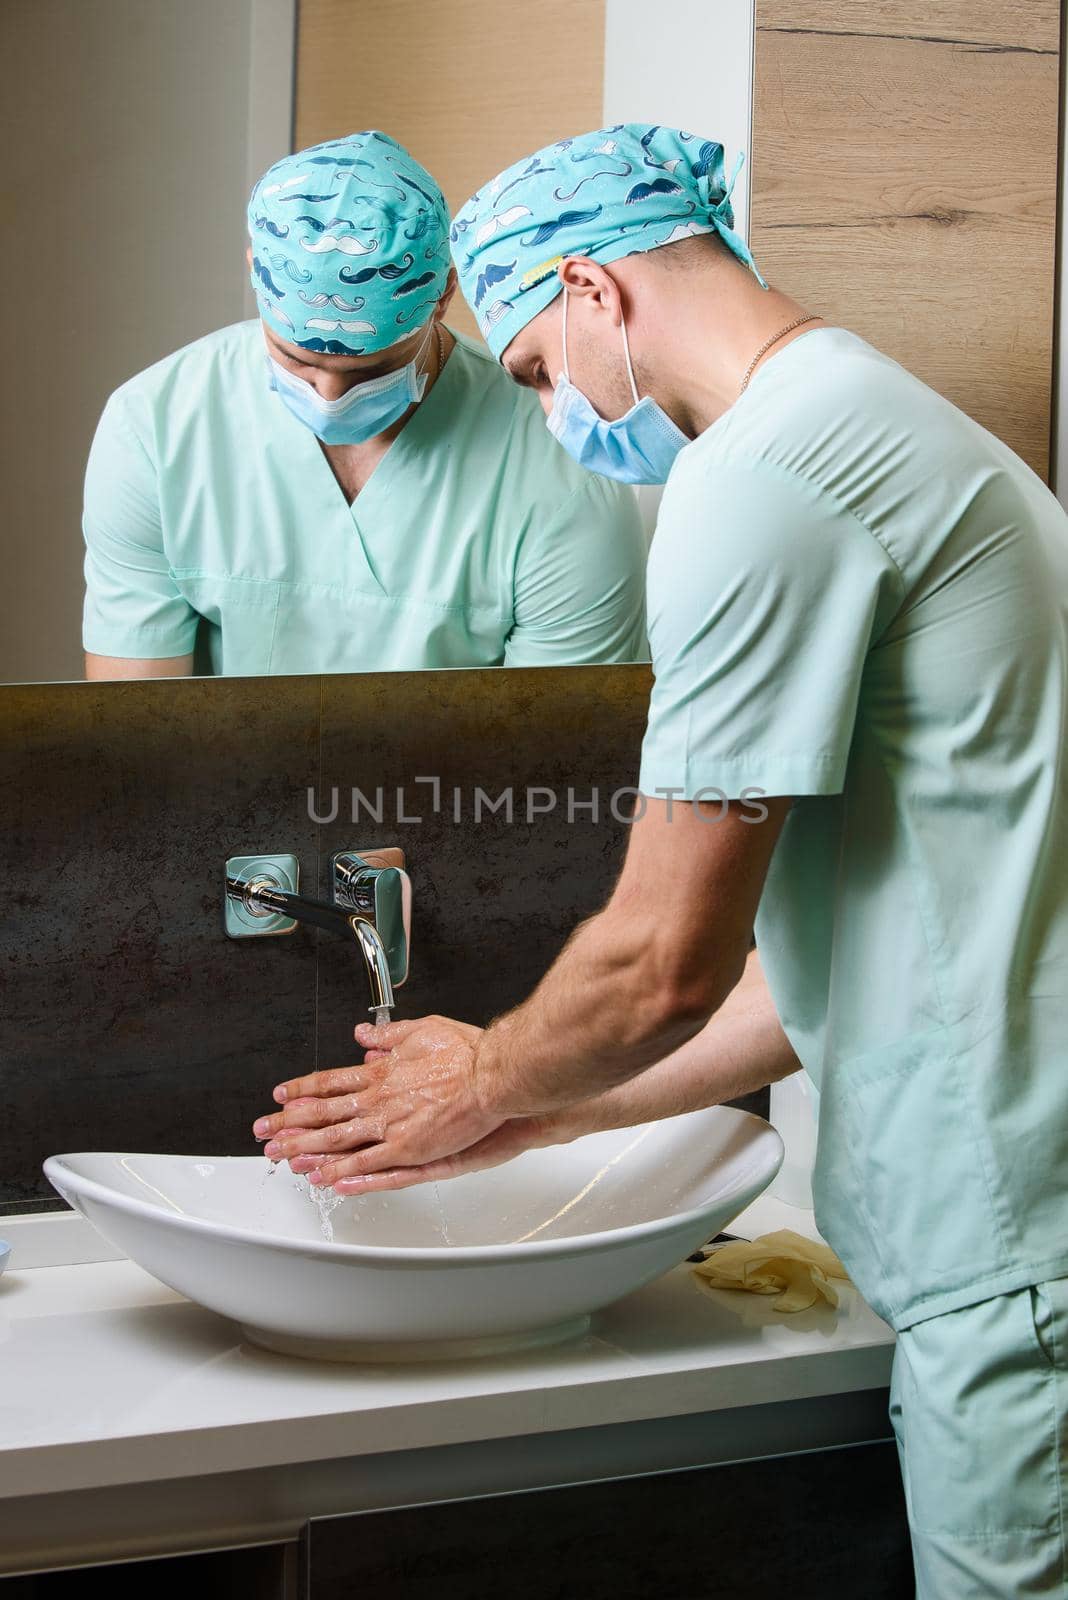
[
  {"left": 311, "top": 330, "right": 464, "bottom": 527},
  {"left": 254, "top": 325, "right": 467, "bottom": 597},
  {"left": 349, "top": 328, "right": 462, "bottom": 519},
  {"left": 256, "top": 322, "right": 464, "bottom": 514}
]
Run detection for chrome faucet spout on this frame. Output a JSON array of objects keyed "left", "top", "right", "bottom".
[{"left": 347, "top": 914, "right": 395, "bottom": 1015}]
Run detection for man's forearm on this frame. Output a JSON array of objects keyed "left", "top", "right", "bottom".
[
  {"left": 548, "top": 948, "right": 801, "bottom": 1139},
  {"left": 469, "top": 797, "right": 792, "bottom": 1123},
  {"left": 477, "top": 903, "right": 745, "bottom": 1119},
  {"left": 84, "top": 652, "right": 193, "bottom": 680}
]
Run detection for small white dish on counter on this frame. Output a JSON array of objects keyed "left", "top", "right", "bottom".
[
  {"left": 0, "top": 1240, "right": 10, "bottom": 1277},
  {"left": 43, "top": 1108, "right": 783, "bottom": 1362}
]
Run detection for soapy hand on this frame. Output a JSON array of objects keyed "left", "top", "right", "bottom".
[{"left": 253, "top": 1016, "right": 529, "bottom": 1193}]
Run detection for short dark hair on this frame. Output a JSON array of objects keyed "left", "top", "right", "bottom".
[{"left": 651, "top": 230, "right": 744, "bottom": 272}]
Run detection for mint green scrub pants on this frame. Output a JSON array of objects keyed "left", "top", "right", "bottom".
[{"left": 889, "top": 1277, "right": 1068, "bottom": 1595}]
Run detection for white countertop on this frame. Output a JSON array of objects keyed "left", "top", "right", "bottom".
[{"left": 0, "top": 1194, "right": 894, "bottom": 1506}]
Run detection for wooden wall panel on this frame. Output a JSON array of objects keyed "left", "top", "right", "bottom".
[
  {"left": 759, "top": 2, "right": 1059, "bottom": 51},
  {"left": 295, "top": 0, "right": 606, "bottom": 340},
  {"left": 751, "top": 3, "right": 1061, "bottom": 479}
]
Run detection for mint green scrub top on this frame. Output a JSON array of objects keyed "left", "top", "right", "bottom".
[
  {"left": 638, "top": 327, "right": 1068, "bottom": 1332},
  {"left": 82, "top": 323, "right": 648, "bottom": 673}
]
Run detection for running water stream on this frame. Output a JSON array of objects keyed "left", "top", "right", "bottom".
[
  {"left": 258, "top": 1013, "right": 458, "bottom": 1245},
  {"left": 262, "top": 1162, "right": 452, "bottom": 1245},
  {"left": 296, "top": 1173, "right": 347, "bottom": 1240}
]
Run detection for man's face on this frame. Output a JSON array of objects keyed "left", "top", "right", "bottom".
[
  {"left": 500, "top": 290, "right": 639, "bottom": 423},
  {"left": 262, "top": 322, "right": 432, "bottom": 402},
  {"left": 250, "top": 246, "right": 450, "bottom": 403}
]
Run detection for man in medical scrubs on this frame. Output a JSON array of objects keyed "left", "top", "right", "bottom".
[
  {"left": 81, "top": 130, "right": 646, "bottom": 678},
  {"left": 251, "top": 126, "right": 1068, "bottom": 1591}
]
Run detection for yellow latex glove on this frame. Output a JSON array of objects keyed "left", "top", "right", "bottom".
[{"left": 693, "top": 1229, "right": 851, "bottom": 1313}]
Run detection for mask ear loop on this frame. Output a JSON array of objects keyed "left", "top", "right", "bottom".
[
  {"left": 560, "top": 287, "right": 572, "bottom": 385},
  {"left": 412, "top": 317, "right": 438, "bottom": 393},
  {"left": 562, "top": 283, "right": 642, "bottom": 407},
  {"left": 618, "top": 311, "right": 642, "bottom": 407},
  {"left": 378, "top": 315, "right": 437, "bottom": 369},
  {"left": 414, "top": 316, "right": 436, "bottom": 369}
]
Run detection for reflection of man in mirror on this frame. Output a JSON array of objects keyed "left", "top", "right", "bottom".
[
  {"left": 81, "top": 130, "right": 647, "bottom": 679},
  {"left": 253, "top": 124, "right": 1068, "bottom": 1595}
]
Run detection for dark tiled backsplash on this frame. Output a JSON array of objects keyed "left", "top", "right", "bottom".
[{"left": 0, "top": 666, "right": 767, "bottom": 1211}]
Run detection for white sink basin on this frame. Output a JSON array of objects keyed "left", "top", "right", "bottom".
[{"left": 44, "top": 1108, "right": 783, "bottom": 1362}]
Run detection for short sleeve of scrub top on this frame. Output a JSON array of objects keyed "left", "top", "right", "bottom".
[
  {"left": 506, "top": 475, "right": 648, "bottom": 667},
  {"left": 638, "top": 451, "right": 903, "bottom": 800},
  {"left": 82, "top": 395, "right": 200, "bottom": 660}
]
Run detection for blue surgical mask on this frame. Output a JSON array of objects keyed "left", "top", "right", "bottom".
[
  {"left": 545, "top": 289, "right": 689, "bottom": 484},
  {"left": 265, "top": 321, "right": 436, "bottom": 445}
]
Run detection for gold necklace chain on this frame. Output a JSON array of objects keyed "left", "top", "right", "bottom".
[{"left": 739, "top": 313, "right": 822, "bottom": 395}]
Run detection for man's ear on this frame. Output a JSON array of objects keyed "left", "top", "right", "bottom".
[
  {"left": 557, "top": 256, "right": 624, "bottom": 326},
  {"left": 245, "top": 244, "right": 253, "bottom": 269},
  {"left": 435, "top": 266, "right": 458, "bottom": 317}
]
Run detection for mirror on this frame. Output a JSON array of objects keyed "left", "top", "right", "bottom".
[{"left": 1, "top": 0, "right": 754, "bottom": 686}]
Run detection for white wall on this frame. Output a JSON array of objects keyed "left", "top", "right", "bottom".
[
  {"left": 602, "top": 0, "right": 756, "bottom": 537},
  {"left": 603, "top": 0, "right": 755, "bottom": 236},
  {"left": 1, "top": 0, "right": 295, "bottom": 684}
]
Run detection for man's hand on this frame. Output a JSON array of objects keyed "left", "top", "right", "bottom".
[
  {"left": 250, "top": 947, "right": 800, "bottom": 1195},
  {"left": 251, "top": 1015, "right": 664, "bottom": 1196},
  {"left": 253, "top": 1017, "right": 512, "bottom": 1192},
  {"left": 250, "top": 795, "right": 793, "bottom": 1194}
]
